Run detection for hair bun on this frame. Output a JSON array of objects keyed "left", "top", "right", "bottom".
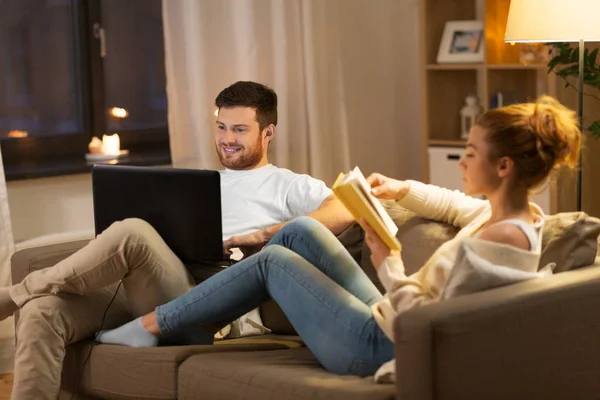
[
  {"left": 477, "top": 95, "right": 581, "bottom": 191},
  {"left": 530, "top": 95, "right": 581, "bottom": 170}
]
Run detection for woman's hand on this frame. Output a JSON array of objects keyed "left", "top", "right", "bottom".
[
  {"left": 366, "top": 173, "right": 409, "bottom": 201},
  {"left": 361, "top": 218, "right": 392, "bottom": 271}
]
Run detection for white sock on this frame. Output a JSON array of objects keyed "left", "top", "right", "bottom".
[{"left": 96, "top": 317, "right": 159, "bottom": 347}]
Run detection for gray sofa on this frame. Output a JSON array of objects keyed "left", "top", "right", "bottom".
[{"left": 11, "top": 205, "right": 600, "bottom": 400}]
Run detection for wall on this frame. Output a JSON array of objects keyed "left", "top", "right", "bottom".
[
  {"left": 7, "top": 173, "right": 94, "bottom": 244},
  {"left": 340, "top": 0, "right": 422, "bottom": 181},
  {"left": 6, "top": 0, "right": 423, "bottom": 242}
]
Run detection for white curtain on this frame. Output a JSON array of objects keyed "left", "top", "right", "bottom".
[
  {"left": 162, "top": 0, "right": 353, "bottom": 184},
  {"left": 0, "top": 145, "right": 15, "bottom": 373}
]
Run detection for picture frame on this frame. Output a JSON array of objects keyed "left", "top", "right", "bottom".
[{"left": 437, "top": 20, "right": 485, "bottom": 64}]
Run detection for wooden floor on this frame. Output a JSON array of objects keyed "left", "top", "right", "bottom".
[{"left": 0, "top": 374, "right": 12, "bottom": 399}]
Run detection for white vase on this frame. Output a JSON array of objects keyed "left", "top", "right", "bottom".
[{"left": 460, "top": 95, "right": 482, "bottom": 140}]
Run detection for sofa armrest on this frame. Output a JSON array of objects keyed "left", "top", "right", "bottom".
[
  {"left": 10, "top": 240, "right": 90, "bottom": 285},
  {"left": 394, "top": 264, "right": 600, "bottom": 400}
]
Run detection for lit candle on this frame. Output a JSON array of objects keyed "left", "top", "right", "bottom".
[
  {"left": 102, "top": 134, "right": 120, "bottom": 156},
  {"left": 110, "top": 107, "right": 128, "bottom": 119}
]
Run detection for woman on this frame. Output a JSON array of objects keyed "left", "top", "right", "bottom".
[{"left": 97, "top": 96, "right": 581, "bottom": 382}]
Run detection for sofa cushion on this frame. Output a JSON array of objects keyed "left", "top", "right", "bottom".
[
  {"left": 383, "top": 202, "right": 459, "bottom": 276},
  {"left": 363, "top": 205, "right": 600, "bottom": 285},
  {"left": 540, "top": 212, "right": 600, "bottom": 273},
  {"left": 361, "top": 203, "right": 460, "bottom": 292},
  {"left": 336, "top": 221, "right": 365, "bottom": 263},
  {"left": 177, "top": 347, "right": 396, "bottom": 400},
  {"left": 61, "top": 336, "right": 303, "bottom": 400},
  {"left": 11, "top": 239, "right": 90, "bottom": 284}
]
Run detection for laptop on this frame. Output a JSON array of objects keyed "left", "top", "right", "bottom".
[{"left": 91, "top": 164, "right": 224, "bottom": 264}]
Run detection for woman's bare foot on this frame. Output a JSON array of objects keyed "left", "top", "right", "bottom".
[{"left": 141, "top": 312, "right": 161, "bottom": 335}]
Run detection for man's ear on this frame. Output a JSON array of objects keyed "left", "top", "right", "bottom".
[
  {"left": 264, "top": 125, "right": 275, "bottom": 141},
  {"left": 497, "top": 156, "right": 514, "bottom": 178}
]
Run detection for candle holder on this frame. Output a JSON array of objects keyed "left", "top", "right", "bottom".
[{"left": 85, "top": 134, "right": 129, "bottom": 162}]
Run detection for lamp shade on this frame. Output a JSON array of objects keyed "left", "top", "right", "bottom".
[{"left": 505, "top": 0, "right": 600, "bottom": 43}]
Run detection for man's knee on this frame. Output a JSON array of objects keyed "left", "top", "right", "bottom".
[
  {"left": 105, "top": 218, "right": 153, "bottom": 238},
  {"left": 17, "top": 297, "right": 71, "bottom": 342},
  {"left": 17, "top": 292, "right": 123, "bottom": 346},
  {"left": 101, "top": 217, "right": 160, "bottom": 248}
]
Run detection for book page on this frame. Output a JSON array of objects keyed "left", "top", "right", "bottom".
[{"left": 345, "top": 167, "right": 398, "bottom": 235}]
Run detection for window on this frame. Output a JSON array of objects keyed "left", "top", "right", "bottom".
[
  {"left": 0, "top": 0, "right": 170, "bottom": 180},
  {"left": 0, "top": 0, "right": 83, "bottom": 140},
  {"left": 102, "top": 0, "right": 167, "bottom": 133}
]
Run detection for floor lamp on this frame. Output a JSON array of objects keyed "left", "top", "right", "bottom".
[{"left": 505, "top": 0, "right": 600, "bottom": 211}]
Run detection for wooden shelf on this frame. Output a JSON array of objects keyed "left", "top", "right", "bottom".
[
  {"left": 428, "top": 139, "right": 466, "bottom": 147},
  {"left": 420, "top": 0, "right": 567, "bottom": 213},
  {"left": 427, "top": 63, "right": 546, "bottom": 71},
  {"left": 426, "top": 64, "right": 483, "bottom": 71},
  {"left": 486, "top": 63, "right": 547, "bottom": 70}
]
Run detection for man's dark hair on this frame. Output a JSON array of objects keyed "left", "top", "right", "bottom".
[{"left": 215, "top": 81, "right": 278, "bottom": 131}]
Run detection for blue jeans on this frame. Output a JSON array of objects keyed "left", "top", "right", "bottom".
[{"left": 155, "top": 217, "right": 394, "bottom": 376}]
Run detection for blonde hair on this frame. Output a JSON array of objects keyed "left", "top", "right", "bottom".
[{"left": 476, "top": 95, "right": 581, "bottom": 190}]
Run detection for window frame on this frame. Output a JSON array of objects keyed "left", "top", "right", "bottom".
[{"left": 1, "top": 0, "right": 170, "bottom": 180}]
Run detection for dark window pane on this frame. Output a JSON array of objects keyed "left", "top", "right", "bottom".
[
  {"left": 0, "top": 0, "right": 82, "bottom": 140},
  {"left": 102, "top": 0, "right": 167, "bottom": 132}
]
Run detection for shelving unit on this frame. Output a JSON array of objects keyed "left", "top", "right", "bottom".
[
  {"left": 419, "top": 0, "right": 558, "bottom": 212},
  {"left": 428, "top": 139, "right": 467, "bottom": 148},
  {"left": 486, "top": 64, "right": 546, "bottom": 70},
  {"left": 425, "top": 64, "right": 482, "bottom": 71}
]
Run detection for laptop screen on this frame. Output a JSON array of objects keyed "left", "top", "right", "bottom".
[{"left": 92, "top": 164, "right": 223, "bottom": 264}]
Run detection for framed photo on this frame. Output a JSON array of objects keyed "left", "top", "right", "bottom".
[{"left": 437, "top": 21, "right": 485, "bottom": 63}]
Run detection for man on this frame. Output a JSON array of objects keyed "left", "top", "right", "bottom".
[{"left": 0, "top": 81, "right": 354, "bottom": 399}]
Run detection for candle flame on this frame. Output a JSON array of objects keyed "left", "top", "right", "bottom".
[
  {"left": 110, "top": 107, "right": 129, "bottom": 119},
  {"left": 8, "top": 130, "right": 28, "bottom": 138}
]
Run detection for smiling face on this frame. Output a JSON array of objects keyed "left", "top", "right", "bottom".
[
  {"left": 214, "top": 106, "right": 273, "bottom": 170},
  {"left": 458, "top": 125, "right": 503, "bottom": 196}
]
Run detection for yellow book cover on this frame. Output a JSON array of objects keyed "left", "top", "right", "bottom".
[{"left": 332, "top": 167, "right": 401, "bottom": 251}]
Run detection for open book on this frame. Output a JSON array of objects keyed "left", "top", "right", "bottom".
[{"left": 332, "top": 167, "right": 401, "bottom": 251}]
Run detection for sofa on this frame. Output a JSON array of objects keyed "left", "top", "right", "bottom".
[{"left": 11, "top": 203, "right": 600, "bottom": 400}]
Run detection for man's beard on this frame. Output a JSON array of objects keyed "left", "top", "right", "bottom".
[{"left": 216, "top": 135, "right": 264, "bottom": 170}]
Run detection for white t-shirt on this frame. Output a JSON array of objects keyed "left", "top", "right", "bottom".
[
  {"left": 220, "top": 164, "right": 332, "bottom": 240},
  {"left": 217, "top": 164, "right": 332, "bottom": 339}
]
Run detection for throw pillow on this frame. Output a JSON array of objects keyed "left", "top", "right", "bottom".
[{"left": 540, "top": 212, "right": 600, "bottom": 273}]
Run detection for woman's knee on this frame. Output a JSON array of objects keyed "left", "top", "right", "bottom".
[
  {"left": 257, "top": 245, "right": 303, "bottom": 271},
  {"left": 281, "top": 216, "right": 326, "bottom": 238},
  {"left": 290, "top": 216, "right": 323, "bottom": 229},
  {"left": 260, "top": 244, "right": 295, "bottom": 260}
]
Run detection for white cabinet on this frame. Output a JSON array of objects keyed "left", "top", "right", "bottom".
[
  {"left": 427, "top": 147, "right": 550, "bottom": 213},
  {"left": 428, "top": 147, "right": 466, "bottom": 192}
]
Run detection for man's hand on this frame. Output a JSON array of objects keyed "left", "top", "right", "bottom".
[
  {"left": 361, "top": 218, "right": 397, "bottom": 271},
  {"left": 223, "top": 231, "right": 267, "bottom": 259},
  {"left": 366, "top": 173, "right": 409, "bottom": 201}
]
